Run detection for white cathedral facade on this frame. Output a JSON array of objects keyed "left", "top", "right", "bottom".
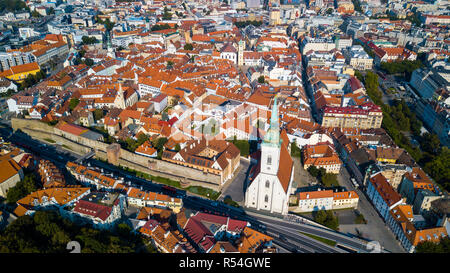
[{"left": 244, "top": 97, "right": 294, "bottom": 215}]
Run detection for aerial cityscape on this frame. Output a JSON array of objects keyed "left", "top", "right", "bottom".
[{"left": 0, "top": 0, "right": 449, "bottom": 258}]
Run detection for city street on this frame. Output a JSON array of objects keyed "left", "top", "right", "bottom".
[
  {"left": 337, "top": 166, "right": 406, "bottom": 253},
  {"left": 0, "top": 123, "right": 404, "bottom": 253}
]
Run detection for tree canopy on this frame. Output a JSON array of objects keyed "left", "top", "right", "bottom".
[
  {"left": 81, "top": 36, "right": 98, "bottom": 45},
  {"left": 69, "top": 98, "right": 80, "bottom": 111},
  {"left": 0, "top": 211, "right": 156, "bottom": 253},
  {"left": 416, "top": 237, "right": 450, "bottom": 253},
  {"left": 380, "top": 60, "right": 424, "bottom": 81},
  {"left": 183, "top": 43, "right": 193, "bottom": 51},
  {"left": 313, "top": 210, "right": 339, "bottom": 231},
  {"left": 234, "top": 20, "right": 262, "bottom": 28},
  {"left": 6, "top": 171, "right": 40, "bottom": 204},
  {"left": 0, "top": 0, "right": 27, "bottom": 12}
]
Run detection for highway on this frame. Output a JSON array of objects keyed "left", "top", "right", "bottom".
[
  {"left": 0, "top": 124, "right": 374, "bottom": 253},
  {"left": 246, "top": 211, "right": 372, "bottom": 253}
]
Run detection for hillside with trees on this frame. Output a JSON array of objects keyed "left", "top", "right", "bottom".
[{"left": 0, "top": 211, "right": 156, "bottom": 253}]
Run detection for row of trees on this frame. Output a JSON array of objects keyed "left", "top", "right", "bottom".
[
  {"left": 150, "top": 23, "right": 175, "bottom": 32},
  {"left": 21, "top": 70, "right": 46, "bottom": 89},
  {"left": 416, "top": 236, "right": 450, "bottom": 253},
  {"left": 0, "top": 0, "right": 26, "bottom": 12},
  {"left": 360, "top": 70, "right": 450, "bottom": 192},
  {"left": 234, "top": 20, "right": 262, "bottom": 28},
  {"left": 118, "top": 135, "right": 171, "bottom": 159},
  {"left": 0, "top": 210, "right": 156, "bottom": 253},
  {"left": 81, "top": 36, "right": 98, "bottom": 45},
  {"left": 380, "top": 60, "right": 424, "bottom": 81}
]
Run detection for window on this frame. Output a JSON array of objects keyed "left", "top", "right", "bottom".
[
  {"left": 267, "top": 155, "right": 272, "bottom": 165},
  {"left": 264, "top": 195, "right": 269, "bottom": 203}
]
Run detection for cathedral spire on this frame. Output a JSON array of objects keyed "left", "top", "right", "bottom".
[{"left": 263, "top": 95, "right": 280, "bottom": 147}]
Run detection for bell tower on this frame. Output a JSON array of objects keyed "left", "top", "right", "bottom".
[
  {"left": 260, "top": 96, "right": 281, "bottom": 175},
  {"left": 238, "top": 40, "right": 245, "bottom": 67},
  {"left": 115, "top": 82, "right": 126, "bottom": 109}
]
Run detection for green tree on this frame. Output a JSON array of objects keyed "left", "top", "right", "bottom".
[
  {"left": 354, "top": 70, "right": 364, "bottom": 82},
  {"left": 258, "top": 75, "right": 265, "bottom": 84},
  {"left": 151, "top": 23, "right": 172, "bottom": 31},
  {"left": 69, "top": 98, "right": 80, "bottom": 111},
  {"left": 352, "top": 0, "right": 362, "bottom": 13},
  {"left": 307, "top": 165, "right": 320, "bottom": 178},
  {"left": 6, "top": 172, "right": 39, "bottom": 204},
  {"left": 183, "top": 43, "right": 193, "bottom": 50},
  {"left": 313, "top": 210, "right": 339, "bottom": 231},
  {"left": 0, "top": 211, "right": 154, "bottom": 253},
  {"left": 81, "top": 36, "right": 98, "bottom": 45},
  {"left": 290, "top": 142, "right": 302, "bottom": 158},
  {"left": 93, "top": 109, "right": 104, "bottom": 121},
  {"left": 162, "top": 7, "right": 172, "bottom": 20},
  {"left": 174, "top": 143, "right": 181, "bottom": 152},
  {"left": 416, "top": 237, "right": 450, "bottom": 253},
  {"left": 321, "top": 173, "right": 339, "bottom": 187},
  {"left": 421, "top": 133, "right": 441, "bottom": 156},
  {"left": 228, "top": 139, "right": 250, "bottom": 157},
  {"left": 0, "top": 0, "right": 27, "bottom": 13},
  {"left": 84, "top": 58, "right": 94, "bottom": 67},
  {"left": 31, "top": 9, "right": 41, "bottom": 18}
]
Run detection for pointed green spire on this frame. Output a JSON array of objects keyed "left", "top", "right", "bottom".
[{"left": 263, "top": 96, "right": 280, "bottom": 147}]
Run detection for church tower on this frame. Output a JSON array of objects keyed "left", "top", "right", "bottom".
[
  {"left": 238, "top": 40, "right": 245, "bottom": 67},
  {"left": 115, "top": 82, "right": 126, "bottom": 109},
  {"left": 260, "top": 96, "right": 281, "bottom": 176}
]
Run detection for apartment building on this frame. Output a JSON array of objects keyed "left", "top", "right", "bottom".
[
  {"left": 366, "top": 172, "right": 404, "bottom": 221},
  {"left": 0, "top": 51, "right": 36, "bottom": 71},
  {"left": 321, "top": 102, "right": 383, "bottom": 129}
]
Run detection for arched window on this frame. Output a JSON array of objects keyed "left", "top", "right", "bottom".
[
  {"left": 264, "top": 195, "right": 269, "bottom": 203},
  {"left": 265, "top": 180, "right": 270, "bottom": 188}
]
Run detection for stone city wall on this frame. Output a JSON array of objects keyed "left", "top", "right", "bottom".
[{"left": 12, "top": 118, "right": 222, "bottom": 191}]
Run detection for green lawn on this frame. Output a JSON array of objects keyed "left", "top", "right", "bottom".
[
  {"left": 299, "top": 232, "right": 337, "bottom": 247},
  {"left": 61, "top": 144, "right": 72, "bottom": 151},
  {"left": 115, "top": 164, "right": 221, "bottom": 200},
  {"left": 44, "top": 138, "right": 55, "bottom": 143}
]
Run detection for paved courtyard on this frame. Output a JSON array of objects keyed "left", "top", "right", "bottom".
[
  {"left": 218, "top": 159, "right": 250, "bottom": 204},
  {"left": 293, "top": 157, "right": 317, "bottom": 189}
]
